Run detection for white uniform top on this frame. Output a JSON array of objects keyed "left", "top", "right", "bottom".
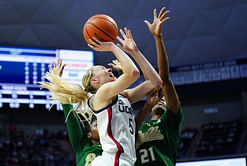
[{"left": 88, "top": 94, "right": 136, "bottom": 166}]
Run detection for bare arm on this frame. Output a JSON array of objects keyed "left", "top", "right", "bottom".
[
  {"left": 135, "top": 100, "right": 153, "bottom": 133},
  {"left": 145, "top": 7, "right": 179, "bottom": 113},
  {"left": 88, "top": 38, "right": 140, "bottom": 110},
  {"left": 117, "top": 28, "right": 162, "bottom": 103},
  {"left": 48, "top": 59, "right": 86, "bottom": 151},
  {"left": 135, "top": 88, "right": 160, "bottom": 132}
]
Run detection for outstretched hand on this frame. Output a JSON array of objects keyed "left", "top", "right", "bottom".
[
  {"left": 144, "top": 7, "right": 170, "bottom": 36},
  {"left": 116, "top": 27, "right": 138, "bottom": 54},
  {"left": 49, "top": 59, "right": 66, "bottom": 77},
  {"left": 108, "top": 59, "right": 123, "bottom": 72}
]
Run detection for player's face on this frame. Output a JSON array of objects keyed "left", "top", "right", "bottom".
[
  {"left": 92, "top": 65, "right": 116, "bottom": 85},
  {"left": 90, "top": 120, "right": 99, "bottom": 141}
]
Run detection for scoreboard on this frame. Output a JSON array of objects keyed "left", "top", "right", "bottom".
[{"left": 0, "top": 46, "right": 94, "bottom": 109}]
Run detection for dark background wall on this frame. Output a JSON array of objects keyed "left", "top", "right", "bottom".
[{"left": 0, "top": 0, "right": 246, "bottom": 68}]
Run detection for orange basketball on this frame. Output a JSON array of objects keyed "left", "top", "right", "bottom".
[{"left": 83, "top": 14, "right": 118, "bottom": 44}]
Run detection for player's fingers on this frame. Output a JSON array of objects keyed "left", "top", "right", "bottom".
[
  {"left": 160, "top": 17, "right": 170, "bottom": 25},
  {"left": 128, "top": 29, "right": 133, "bottom": 39},
  {"left": 160, "top": 10, "right": 170, "bottom": 21},
  {"left": 53, "top": 61, "right": 56, "bottom": 68},
  {"left": 56, "top": 59, "right": 59, "bottom": 66},
  {"left": 61, "top": 64, "right": 66, "bottom": 72},
  {"left": 117, "top": 36, "right": 124, "bottom": 44},
  {"left": 88, "top": 38, "right": 99, "bottom": 47},
  {"left": 153, "top": 8, "right": 157, "bottom": 19},
  {"left": 120, "top": 29, "right": 127, "bottom": 40},
  {"left": 92, "top": 37, "right": 101, "bottom": 45},
  {"left": 88, "top": 43, "right": 96, "bottom": 50},
  {"left": 48, "top": 65, "right": 52, "bottom": 71},
  {"left": 57, "top": 59, "right": 62, "bottom": 67},
  {"left": 59, "top": 58, "right": 62, "bottom": 64},
  {"left": 159, "top": 7, "right": 166, "bottom": 18},
  {"left": 124, "top": 27, "right": 131, "bottom": 39},
  {"left": 115, "top": 59, "right": 120, "bottom": 64},
  {"left": 108, "top": 63, "right": 113, "bottom": 67},
  {"left": 112, "top": 60, "right": 117, "bottom": 64},
  {"left": 144, "top": 20, "right": 151, "bottom": 29}
]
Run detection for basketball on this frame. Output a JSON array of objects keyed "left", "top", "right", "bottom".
[{"left": 83, "top": 14, "right": 118, "bottom": 44}]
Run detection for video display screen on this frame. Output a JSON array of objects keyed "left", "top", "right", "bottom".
[{"left": 0, "top": 46, "right": 94, "bottom": 109}]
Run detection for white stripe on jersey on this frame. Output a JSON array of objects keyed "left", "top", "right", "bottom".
[{"left": 88, "top": 94, "right": 136, "bottom": 165}]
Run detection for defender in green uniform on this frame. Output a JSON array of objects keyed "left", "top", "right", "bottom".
[
  {"left": 62, "top": 104, "right": 102, "bottom": 166},
  {"left": 40, "top": 59, "right": 103, "bottom": 166},
  {"left": 135, "top": 7, "right": 184, "bottom": 166},
  {"left": 136, "top": 104, "right": 183, "bottom": 166}
]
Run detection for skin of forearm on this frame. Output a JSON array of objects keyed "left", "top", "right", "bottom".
[
  {"left": 154, "top": 35, "right": 170, "bottom": 82},
  {"left": 111, "top": 45, "right": 139, "bottom": 75},
  {"left": 130, "top": 49, "right": 161, "bottom": 84},
  {"left": 154, "top": 35, "right": 180, "bottom": 113},
  {"left": 135, "top": 102, "right": 153, "bottom": 131}
]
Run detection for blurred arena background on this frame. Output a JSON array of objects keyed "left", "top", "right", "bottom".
[{"left": 0, "top": 0, "right": 247, "bottom": 165}]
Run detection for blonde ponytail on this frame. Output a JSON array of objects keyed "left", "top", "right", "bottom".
[
  {"left": 39, "top": 70, "right": 89, "bottom": 105},
  {"left": 39, "top": 65, "right": 97, "bottom": 126}
]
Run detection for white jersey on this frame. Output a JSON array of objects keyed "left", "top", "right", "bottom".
[{"left": 88, "top": 94, "right": 136, "bottom": 166}]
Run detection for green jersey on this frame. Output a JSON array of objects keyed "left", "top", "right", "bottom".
[
  {"left": 135, "top": 107, "right": 184, "bottom": 166},
  {"left": 62, "top": 104, "right": 103, "bottom": 166}
]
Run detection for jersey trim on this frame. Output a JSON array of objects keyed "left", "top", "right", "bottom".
[
  {"left": 107, "top": 107, "right": 124, "bottom": 166},
  {"left": 88, "top": 95, "right": 118, "bottom": 114}
]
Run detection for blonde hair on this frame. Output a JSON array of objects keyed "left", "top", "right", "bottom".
[
  {"left": 39, "top": 66, "right": 96, "bottom": 126},
  {"left": 82, "top": 67, "right": 97, "bottom": 94}
]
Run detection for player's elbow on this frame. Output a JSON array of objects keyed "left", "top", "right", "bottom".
[
  {"left": 122, "top": 68, "right": 140, "bottom": 85},
  {"left": 152, "top": 76, "right": 163, "bottom": 88},
  {"left": 157, "top": 78, "right": 163, "bottom": 87},
  {"left": 130, "top": 68, "right": 140, "bottom": 81}
]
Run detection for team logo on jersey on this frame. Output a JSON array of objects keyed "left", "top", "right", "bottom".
[
  {"left": 136, "top": 126, "right": 164, "bottom": 148},
  {"left": 156, "top": 119, "right": 161, "bottom": 124},
  {"left": 118, "top": 99, "right": 134, "bottom": 115},
  {"left": 145, "top": 122, "right": 151, "bottom": 126}
]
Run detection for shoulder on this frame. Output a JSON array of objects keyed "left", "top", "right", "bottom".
[
  {"left": 120, "top": 89, "right": 129, "bottom": 98},
  {"left": 88, "top": 95, "right": 119, "bottom": 114},
  {"left": 88, "top": 95, "right": 95, "bottom": 110}
]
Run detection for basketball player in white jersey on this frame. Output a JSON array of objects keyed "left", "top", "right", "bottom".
[
  {"left": 86, "top": 28, "right": 162, "bottom": 166},
  {"left": 41, "top": 28, "right": 161, "bottom": 166}
]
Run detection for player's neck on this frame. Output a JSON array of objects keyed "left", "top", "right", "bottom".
[
  {"left": 91, "top": 140, "right": 100, "bottom": 145},
  {"left": 151, "top": 115, "right": 160, "bottom": 121}
]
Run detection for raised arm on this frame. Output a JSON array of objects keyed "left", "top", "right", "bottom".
[
  {"left": 145, "top": 7, "right": 180, "bottom": 113},
  {"left": 62, "top": 104, "right": 86, "bottom": 152},
  {"left": 135, "top": 88, "right": 160, "bottom": 132},
  {"left": 49, "top": 59, "right": 85, "bottom": 152},
  {"left": 88, "top": 38, "right": 140, "bottom": 110},
  {"left": 117, "top": 28, "right": 162, "bottom": 103}
]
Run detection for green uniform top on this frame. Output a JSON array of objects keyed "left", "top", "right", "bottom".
[
  {"left": 135, "top": 107, "right": 184, "bottom": 166},
  {"left": 62, "top": 104, "right": 103, "bottom": 166}
]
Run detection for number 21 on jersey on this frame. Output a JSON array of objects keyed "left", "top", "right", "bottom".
[{"left": 139, "top": 147, "right": 156, "bottom": 164}]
